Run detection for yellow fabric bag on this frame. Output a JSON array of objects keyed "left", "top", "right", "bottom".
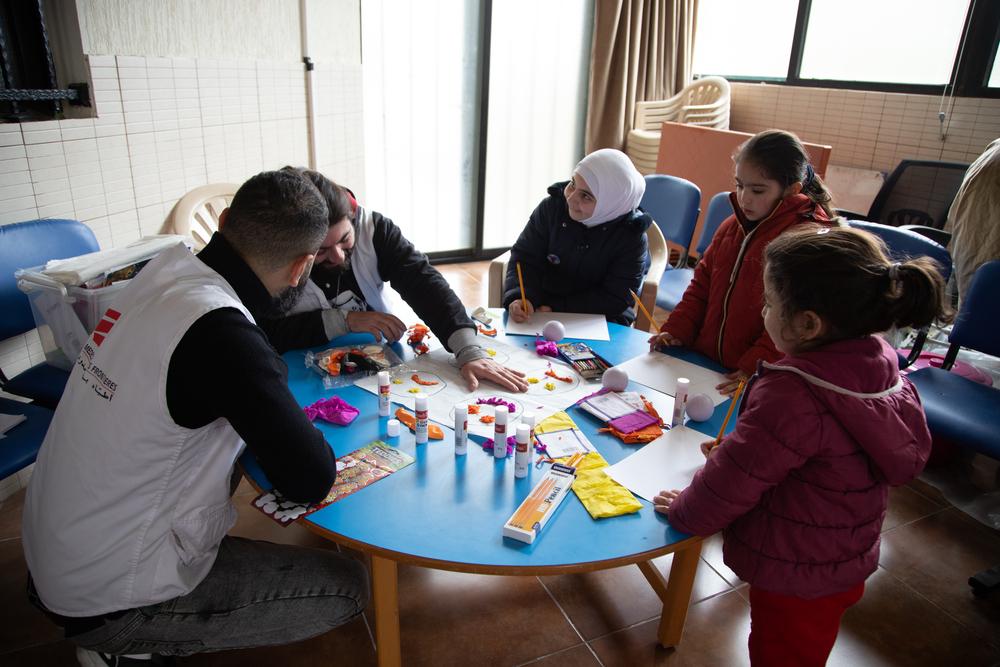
[{"left": 535, "top": 412, "right": 643, "bottom": 519}]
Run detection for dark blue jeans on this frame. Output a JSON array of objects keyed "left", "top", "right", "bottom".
[{"left": 48, "top": 537, "right": 369, "bottom": 657}]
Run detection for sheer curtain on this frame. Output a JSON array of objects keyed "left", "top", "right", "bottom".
[
  {"left": 585, "top": 0, "right": 698, "bottom": 153},
  {"left": 481, "top": 0, "right": 592, "bottom": 250},
  {"left": 361, "top": 0, "right": 481, "bottom": 252}
]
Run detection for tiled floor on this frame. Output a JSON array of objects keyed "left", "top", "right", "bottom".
[{"left": 2, "top": 260, "right": 999, "bottom": 666}]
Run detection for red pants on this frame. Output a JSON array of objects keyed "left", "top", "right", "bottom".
[{"left": 748, "top": 582, "right": 864, "bottom": 667}]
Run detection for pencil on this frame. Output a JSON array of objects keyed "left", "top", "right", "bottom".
[
  {"left": 516, "top": 261, "right": 527, "bottom": 307},
  {"left": 629, "top": 289, "right": 659, "bottom": 331},
  {"left": 713, "top": 378, "right": 747, "bottom": 447}
]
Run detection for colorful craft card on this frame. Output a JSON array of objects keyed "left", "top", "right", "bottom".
[{"left": 254, "top": 440, "right": 414, "bottom": 525}]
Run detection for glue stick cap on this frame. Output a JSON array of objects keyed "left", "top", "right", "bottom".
[
  {"left": 522, "top": 411, "right": 536, "bottom": 428},
  {"left": 387, "top": 419, "right": 400, "bottom": 437},
  {"left": 378, "top": 370, "right": 389, "bottom": 384},
  {"left": 515, "top": 423, "right": 530, "bottom": 443},
  {"left": 414, "top": 393, "right": 428, "bottom": 410},
  {"left": 494, "top": 404, "right": 508, "bottom": 422}
]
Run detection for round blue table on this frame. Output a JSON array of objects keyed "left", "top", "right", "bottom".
[{"left": 243, "top": 322, "right": 738, "bottom": 667}]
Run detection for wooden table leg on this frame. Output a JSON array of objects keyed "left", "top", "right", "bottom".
[
  {"left": 371, "top": 554, "right": 401, "bottom": 667},
  {"left": 637, "top": 537, "right": 703, "bottom": 648}
]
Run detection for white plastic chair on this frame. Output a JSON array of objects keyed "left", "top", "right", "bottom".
[
  {"left": 626, "top": 76, "right": 731, "bottom": 175},
  {"left": 486, "top": 224, "right": 668, "bottom": 332},
  {"left": 160, "top": 183, "right": 239, "bottom": 251}
]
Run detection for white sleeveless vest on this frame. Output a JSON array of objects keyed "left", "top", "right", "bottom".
[{"left": 23, "top": 243, "right": 252, "bottom": 616}]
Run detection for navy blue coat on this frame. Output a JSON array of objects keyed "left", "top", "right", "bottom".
[{"left": 503, "top": 182, "right": 651, "bottom": 325}]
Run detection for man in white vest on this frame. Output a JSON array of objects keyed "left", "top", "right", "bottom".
[
  {"left": 23, "top": 170, "right": 368, "bottom": 666},
  {"left": 262, "top": 167, "right": 529, "bottom": 393}
]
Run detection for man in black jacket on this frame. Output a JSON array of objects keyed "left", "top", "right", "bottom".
[{"left": 263, "top": 168, "right": 528, "bottom": 393}]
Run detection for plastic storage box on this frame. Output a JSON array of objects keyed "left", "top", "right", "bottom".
[{"left": 15, "top": 268, "right": 131, "bottom": 371}]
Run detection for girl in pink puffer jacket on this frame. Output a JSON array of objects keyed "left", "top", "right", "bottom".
[{"left": 654, "top": 225, "right": 951, "bottom": 666}]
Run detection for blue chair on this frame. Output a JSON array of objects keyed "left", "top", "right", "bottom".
[
  {"left": 0, "top": 398, "right": 53, "bottom": 481},
  {"left": 654, "top": 191, "right": 733, "bottom": 312},
  {"left": 0, "top": 219, "right": 100, "bottom": 408},
  {"left": 639, "top": 174, "right": 700, "bottom": 316},
  {"left": 846, "top": 220, "right": 953, "bottom": 367},
  {"left": 905, "top": 260, "right": 1000, "bottom": 596}
]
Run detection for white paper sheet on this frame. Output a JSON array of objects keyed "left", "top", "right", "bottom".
[
  {"left": 355, "top": 339, "right": 602, "bottom": 438},
  {"left": 604, "top": 425, "right": 709, "bottom": 501},
  {"left": 616, "top": 351, "right": 729, "bottom": 406},
  {"left": 503, "top": 312, "right": 610, "bottom": 341},
  {"left": 534, "top": 428, "right": 595, "bottom": 458}
]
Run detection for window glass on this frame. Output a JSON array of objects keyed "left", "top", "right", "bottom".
[
  {"left": 692, "top": 0, "right": 799, "bottom": 79},
  {"left": 988, "top": 43, "right": 1000, "bottom": 88},
  {"left": 800, "top": 0, "right": 970, "bottom": 85}
]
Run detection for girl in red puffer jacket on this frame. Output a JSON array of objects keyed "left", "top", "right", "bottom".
[
  {"left": 654, "top": 225, "right": 951, "bottom": 666},
  {"left": 649, "top": 130, "right": 837, "bottom": 396}
]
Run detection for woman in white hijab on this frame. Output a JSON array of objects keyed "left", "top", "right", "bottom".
[{"left": 503, "top": 148, "right": 652, "bottom": 325}]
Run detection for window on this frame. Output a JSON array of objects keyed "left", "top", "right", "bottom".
[
  {"left": 799, "top": 0, "right": 968, "bottom": 85},
  {"left": 693, "top": 0, "right": 999, "bottom": 96},
  {"left": 692, "top": 0, "right": 798, "bottom": 80}
]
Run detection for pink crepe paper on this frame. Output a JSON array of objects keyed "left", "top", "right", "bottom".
[
  {"left": 535, "top": 337, "right": 559, "bottom": 357},
  {"left": 476, "top": 396, "right": 517, "bottom": 413},
  {"left": 481, "top": 435, "right": 518, "bottom": 457},
  {"left": 303, "top": 396, "right": 360, "bottom": 426}
]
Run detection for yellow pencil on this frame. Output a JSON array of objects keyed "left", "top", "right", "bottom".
[
  {"left": 629, "top": 289, "right": 660, "bottom": 331},
  {"left": 516, "top": 261, "right": 527, "bottom": 307},
  {"left": 713, "top": 378, "right": 747, "bottom": 447}
]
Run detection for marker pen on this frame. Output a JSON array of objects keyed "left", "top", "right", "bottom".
[
  {"left": 454, "top": 403, "right": 468, "bottom": 455},
  {"left": 414, "top": 392, "right": 428, "bottom": 444},
  {"left": 514, "top": 424, "right": 530, "bottom": 478},
  {"left": 493, "top": 405, "right": 508, "bottom": 458},
  {"left": 671, "top": 377, "right": 690, "bottom": 427},
  {"left": 377, "top": 371, "right": 390, "bottom": 416}
]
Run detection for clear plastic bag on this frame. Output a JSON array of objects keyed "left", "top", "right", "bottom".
[{"left": 305, "top": 343, "right": 403, "bottom": 389}]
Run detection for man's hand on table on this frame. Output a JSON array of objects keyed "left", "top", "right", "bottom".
[
  {"left": 346, "top": 310, "right": 406, "bottom": 343},
  {"left": 460, "top": 358, "right": 529, "bottom": 393}
]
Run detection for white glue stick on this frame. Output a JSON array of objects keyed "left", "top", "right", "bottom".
[
  {"left": 414, "top": 393, "right": 429, "bottom": 444},
  {"left": 522, "top": 411, "right": 536, "bottom": 448},
  {"left": 377, "top": 371, "right": 390, "bottom": 417},
  {"left": 454, "top": 403, "right": 468, "bottom": 455},
  {"left": 387, "top": 419, "right": 400, "bottom": 438},
  {"left": 671, "top": 377, "right": 690, "bottom": 427},
  {"left": 493, "top": 405, "right": 509, "bottom": 458},
  {"left": 514, "top": 424, "right": 530, "bottom": 478}
]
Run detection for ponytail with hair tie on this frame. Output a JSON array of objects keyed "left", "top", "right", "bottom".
[{"left": 804, "top": 163, "right": 815, "bottom": 187}]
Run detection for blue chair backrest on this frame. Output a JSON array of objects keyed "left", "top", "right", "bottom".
[
  {"left": 640, "top": 174, "right": 701, "bottom": 253},
  {"left": 696, "top": 191, "right": 733, "bottom": 256},
  {"left": 846, "top": 219, "right": 952, "bottom": 282},
  {"left": 950, "top": 260, "right": 1000, "bottom": 358},
  {"left": 0, "top": 219, "right": 100, "bottom": 340}
]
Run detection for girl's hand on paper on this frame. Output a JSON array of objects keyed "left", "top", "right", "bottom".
[
  {"left": 509, "top": 299, "right": 534, "bottom": 323},
  {"left": 648, "top": 330, "right": 682, "bottom": 351},
  {"left": 715, "top": 370, "right": 748, "bottom": 396},
  {"left": 652, "top": 489, "right": 681, "bottom": 515}
]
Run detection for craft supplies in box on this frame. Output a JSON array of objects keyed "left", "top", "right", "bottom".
[
  {"left": 15, "top": 236, "right": 190, "bottom": 370},
  {"left": 503, "top": 458, "right": 579, "bottom": 544},
  {"left": 557, "top": 342, "right": 611, "bottom": 381},
  {"left": 305, "top": 343, "right": 402, "bottom": 388}
]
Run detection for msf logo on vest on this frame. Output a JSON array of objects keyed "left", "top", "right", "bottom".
[{"left": 77, "top": 307, "right": 121, "bottom": 402}]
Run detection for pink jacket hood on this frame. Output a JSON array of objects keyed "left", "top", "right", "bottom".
[{"left": 760, "top": 336, "right": 929, "bottom": 485}]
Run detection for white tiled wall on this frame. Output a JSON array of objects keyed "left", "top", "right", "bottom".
[
  {"left": 1, "top": 54, "right": 365, "bottom": 497},
  {"left": 729, "top": 82, "right": 1000, "bottom": 173}
]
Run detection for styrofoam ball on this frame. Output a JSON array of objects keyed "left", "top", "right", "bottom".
[
  {"left": 602, "top": 366, "right": 629, "bottom": 392},
  {"left": 686, "top": 393, "right": 715, "bottom": 422},
  {"left": 542, "top": 320, "right": 565, "bottom": 342}
]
